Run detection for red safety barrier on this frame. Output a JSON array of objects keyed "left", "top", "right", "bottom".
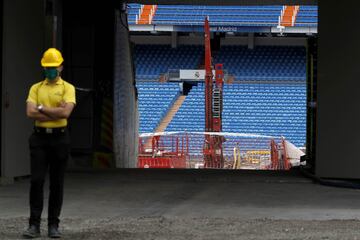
[
  {"left": 138, "top": 134, "right": 188, "bottom": 168},
  {"left": 138, "top": 156, "right": 186, "bottom": 168},
  {"left": 138, "top": 132, "right": 289, "bottom": 170}
]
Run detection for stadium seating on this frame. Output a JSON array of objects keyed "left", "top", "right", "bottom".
[
  {"left": 135, "top": 45, "right": 307, "bottom": 147},
  {"left": 153, "top": 5, "right": 282, "bottom": 26},
  {"left": 215, "top": 46, "right": 306, "bottom": 81},
  {"left": 135, "top": 45, "right": 306, "bottom": 82},
  {"left": 166, "top": 84, "right": 205, "bottom": 132},
  {"left": 127, "top": 4, "right": 141, "bottom": 24},
  {"left": 128, "top": 4, "right": 318, "bottom": 28},
  {"left": 295, "top": 6, "right": 318, "bottom": 27},
  {"left": 135, "top": 45, "right": 202, "bottom": 80},
  {"left": 165, "top": 83, "right": 306, "bottom": 147},
  {"left": 222, "top": 83, "right": 306, "bottom": 146},
  {"left": 137, "top": 82, "right": 180, "bottom": 133}
]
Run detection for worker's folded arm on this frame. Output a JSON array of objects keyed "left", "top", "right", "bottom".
[
  {"left": 26, "top": 102, "right": 55, "bottom": 122},
  {"left": 41, "top": 103, "right": 75, "bottom": 119}
]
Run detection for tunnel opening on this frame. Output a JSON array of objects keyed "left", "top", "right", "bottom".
[{"left": 124, "top": 3, "right": 318, "bottom": 171}]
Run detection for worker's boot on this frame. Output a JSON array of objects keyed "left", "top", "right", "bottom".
[
  {"left": 22, "top": 225, "right": 41, "bottom": 238},
  {"left": 48, "top": 225, "right": 62, "bottom": 238}
]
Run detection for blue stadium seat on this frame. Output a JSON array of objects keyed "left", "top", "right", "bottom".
[
  {"left": 137, "top": 82, "right": 180, "bottom": 133},
  {"left": 294, "top": 6, "right": 318, "bottom": 27}
]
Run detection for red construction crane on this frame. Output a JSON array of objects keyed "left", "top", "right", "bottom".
[{"left": 203, "top": 17, "right": 225, "bottom": 168}]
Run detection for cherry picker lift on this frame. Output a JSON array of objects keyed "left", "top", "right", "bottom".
[{"left": 203, "top": 17, "right": 226, "bottom": 168}]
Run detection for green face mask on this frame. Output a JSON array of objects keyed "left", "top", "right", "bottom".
[{"left": 44, "top": 68, "right": 58, "bottom": 81}]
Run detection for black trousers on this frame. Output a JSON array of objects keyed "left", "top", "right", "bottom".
[{"left": 28, "top": 130, "right": 70, "bottom": 227}]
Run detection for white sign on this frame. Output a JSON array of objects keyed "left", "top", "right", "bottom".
[{"left": 179, "top": 70, "right": 215, "bottom": 80}]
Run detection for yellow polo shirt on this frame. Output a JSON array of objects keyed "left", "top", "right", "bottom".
[{"left": 26, "top": 78, "right": 76, "bottom": 128}]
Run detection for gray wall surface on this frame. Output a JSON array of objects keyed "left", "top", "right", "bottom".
[
  {"left": 114, "top": 10, "right": 138, "bottom": 168},
  {"left": 1, "top": 0, "right": 45, "bottom": 179},
  {"left": 64, "top": 24, "right": 95, "bottom": 152},
  {"left": 316, "top": 1, "right": 360, "bottom": 179}
]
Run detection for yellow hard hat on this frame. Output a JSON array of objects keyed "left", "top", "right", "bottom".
[{"left": 41, "top": 48, "right": 64, "bottom": 67}]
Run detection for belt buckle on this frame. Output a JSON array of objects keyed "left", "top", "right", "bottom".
[{"left": 45, "top": 128, "right": 53, "bottom": 134}]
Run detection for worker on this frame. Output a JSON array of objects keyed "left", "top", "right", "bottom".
[{"left": 23, "top": 48, "right": 76, "bottom": 238}]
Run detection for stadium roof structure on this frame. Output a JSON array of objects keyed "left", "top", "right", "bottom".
[
  {"left": 126, "top": 0, "right": 317, "bottom": 5},
  {"left": 128, "top": 4, "right": 317, "bottom": 34}
]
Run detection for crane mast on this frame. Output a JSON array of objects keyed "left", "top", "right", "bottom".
[{"left": 203, "top": 17, "right": 225, "bottom": 168}]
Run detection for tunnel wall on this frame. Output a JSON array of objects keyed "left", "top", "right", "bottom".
[
  {"left": 316, "top": 1, "right": 360, "bottom": 179},
  {"left": 1, "top": 0, "right": 45, "bottom": 180},
  {"left": 3, "top": 0, "right": 360, "bottom": 180},
  {"left": 113, "top": 9, "right": 138, "bottom": 168}
]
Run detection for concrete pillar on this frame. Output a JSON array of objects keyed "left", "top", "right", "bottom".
[
  {"left": 171, "top": 31, "right": 178, "bottom": 48},
  {"left": 113, "top": 9, "right": 138, "bottom": 168},
  {"left": 248, "top": 33, "right": 254, "bottom": 49}
]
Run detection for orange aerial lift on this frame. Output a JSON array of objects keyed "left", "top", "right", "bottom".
[{"left": 203, "top": 17, "right": 226, "bottom": 168}]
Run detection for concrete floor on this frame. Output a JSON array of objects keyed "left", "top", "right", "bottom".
[{"left": 1, "top": 169, "right": 360, "bottom": 239}]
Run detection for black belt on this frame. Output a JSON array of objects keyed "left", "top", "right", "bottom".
[{"left": 34, "top": 127, "right": 66, "bottom": 134}]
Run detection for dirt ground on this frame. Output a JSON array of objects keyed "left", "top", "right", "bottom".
[
  {"left": 2, "top": 171, "right": 360, "bottom": 239},
  {"left": 1, "top": 217, "right": 360, "bottom": 240}
]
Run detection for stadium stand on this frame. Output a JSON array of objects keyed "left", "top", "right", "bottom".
[
  {"left": 165, "top": 83, "right": 306, "bottom": 147},
  {"left": 216, "top": 46, "right": 306, "bottom": 81},
  {"left": 222, "top": 83, "right": 306, "bottom": 146},
  {"left": 137, "top": 82, "right": 180, "bottom": 133},
  {"left": 127, "top": 4, "right": 141, "bottom": 24},
  {"left": 295, "top": 6, "right": 318, "bottom": 27},
  {"left": 149, "top": 5, "right": 281, "bottom": 26},
  {"left": 128, "top": 4, "right": 317, "bottom": 28},
  {"left": 135, "top": 44, "right": 307, "bottom": 147},
  {"left": 134, "top": 45, "right": 202, "bottom": 80},
  {"left": 166, "top": 84, "right": 205, "bottom": 132},
  {"left": 135, "top": 45, "right": 306, "bottom": 82}
]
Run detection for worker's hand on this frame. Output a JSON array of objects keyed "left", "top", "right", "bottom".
[{"left": 58, "top": 101, "right": 67, "bottom": 108}]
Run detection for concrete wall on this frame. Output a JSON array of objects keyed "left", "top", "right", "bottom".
[
  {"left": 1, "top": 0, "right": 45, "bottom": 180},
  {"left": 114, "top": 10, "right": 138, "bottom": 168},
  {"left": 316, "top": 1, "right": 360, "bottom": 179},
  {"left": 61, "top": 0, "right": 117, "bottom": 169},
  {"left": 61, "top": 2, "right": 137, "bottom": 168},
  {"left": 63, "top": 22, "right": 95, "bottom": 153}
]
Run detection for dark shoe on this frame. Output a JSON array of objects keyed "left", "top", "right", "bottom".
[
  {"left": 22, "top": 225, "right": 40, "bottom": 238},
  {"left": 48, "top": 225, "right": 62, "bottom": 238}
]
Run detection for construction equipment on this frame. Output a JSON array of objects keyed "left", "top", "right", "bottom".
[
  {"left": 268, "top": 138, "right": 292, "bottom": 170},
  {"left": 203, "top": 17, "right": 226, "bottom": 168},
  {"left": 233, "top": 144, "right": 241, "bottom": 169},
  {"left": 138, "top": 134, "right": 189, "bottom": 168}
]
